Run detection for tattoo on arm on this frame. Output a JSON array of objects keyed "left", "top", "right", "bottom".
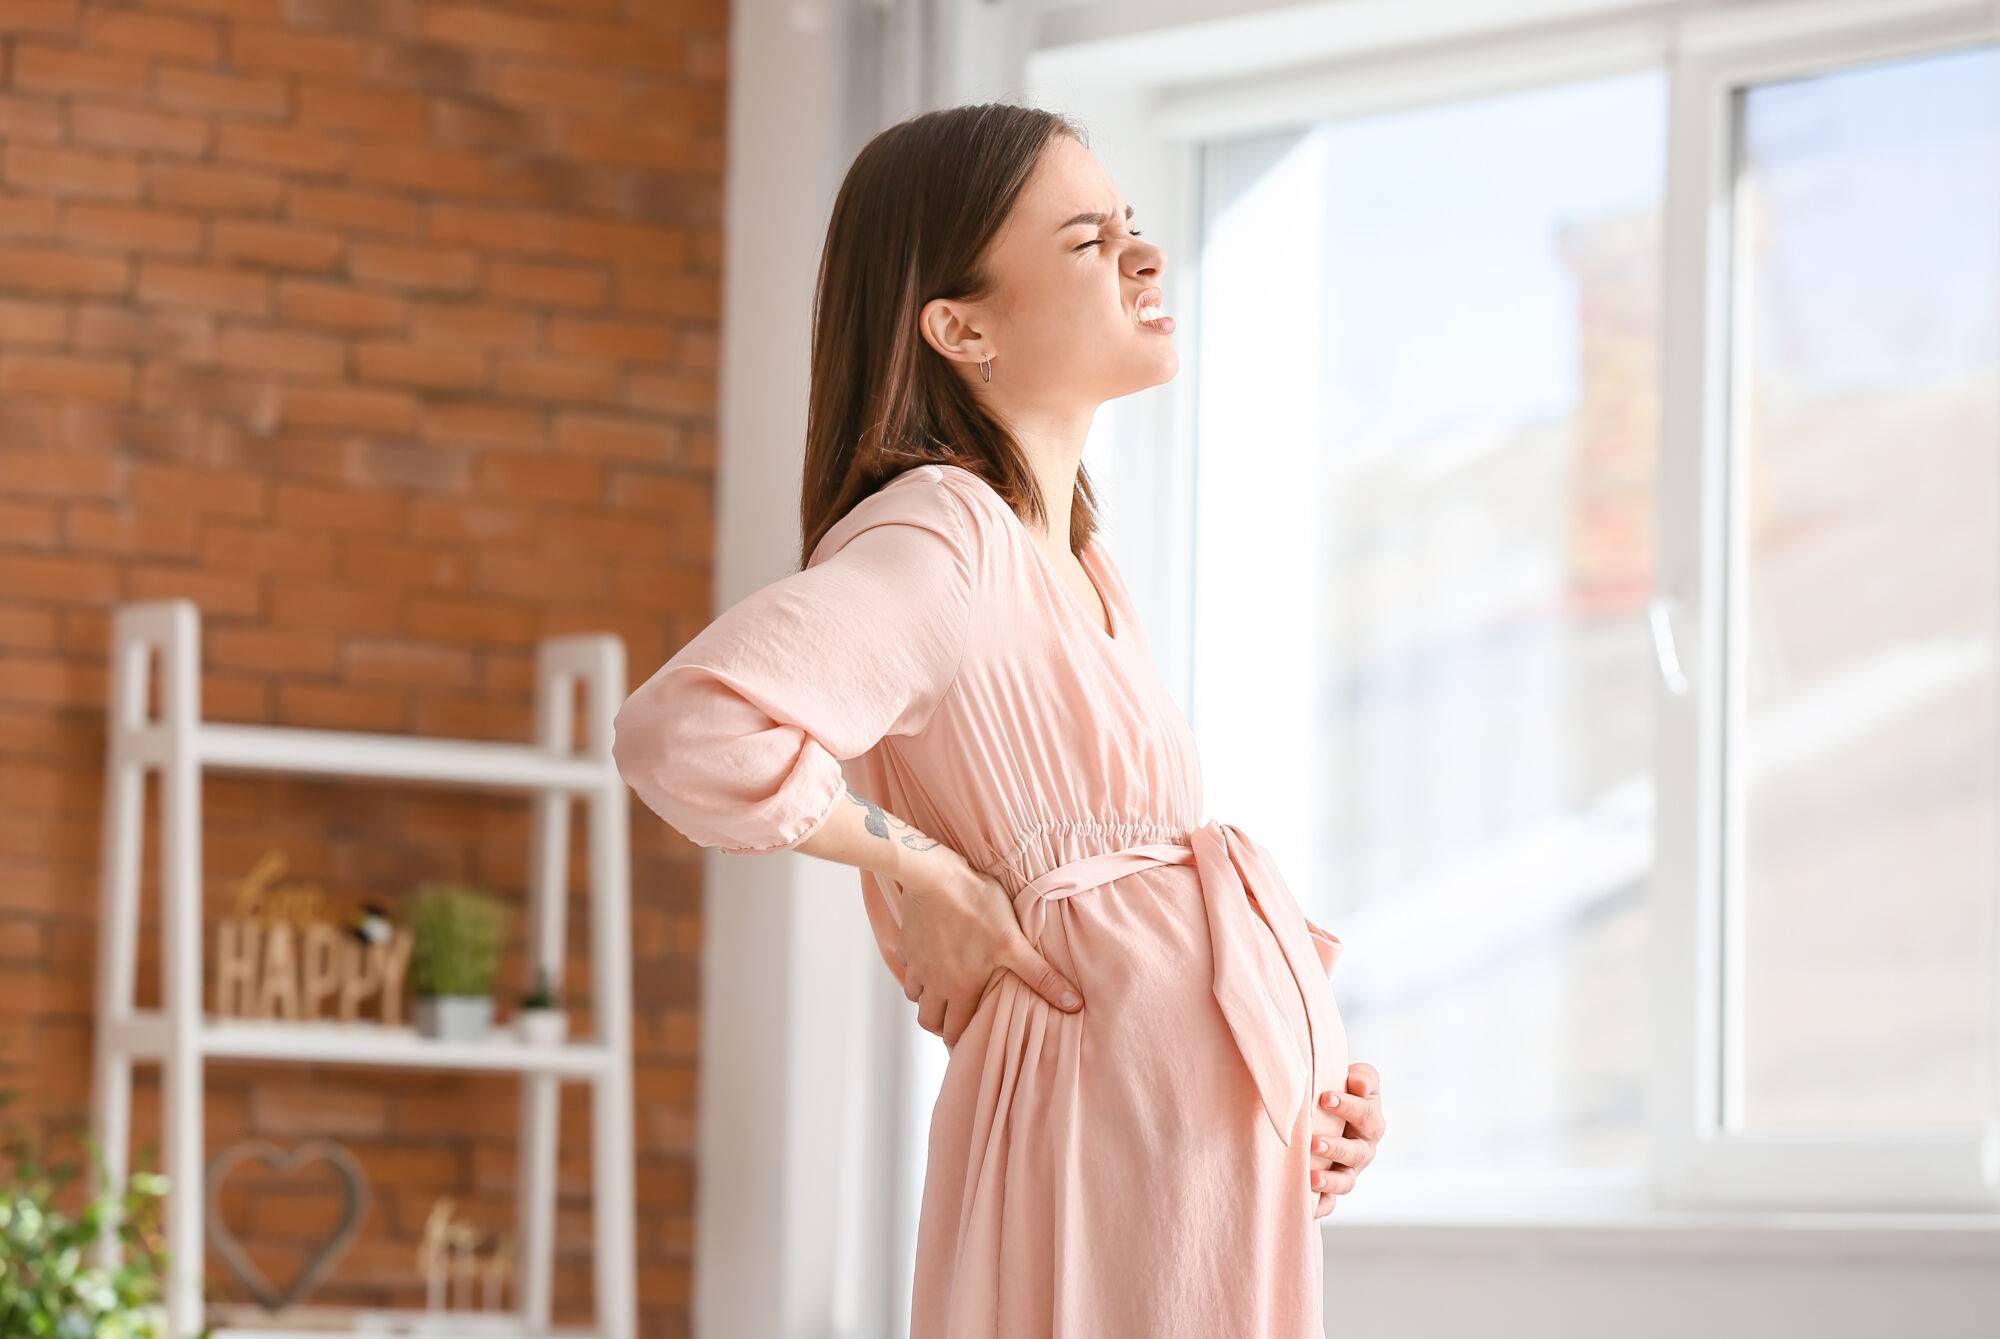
[{"left": 842, "top": 784, "right": 941, "bottom": 850}]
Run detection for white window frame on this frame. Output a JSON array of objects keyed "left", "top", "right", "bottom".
[
  {"left": 1061, "top": 0, "right": 2000, "bottom": 1215},
  {"left": 1653, "top": 0, "right": 2000, "bottom": 1213}
]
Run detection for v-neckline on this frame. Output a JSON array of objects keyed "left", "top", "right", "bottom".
[
  {"left": 939, "top": 464, "right": 1120, "bottom": 644},
  {"left": 1049, "top": 537, "right": 1120, "bottom": 644}
]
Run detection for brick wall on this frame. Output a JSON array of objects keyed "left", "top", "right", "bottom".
[{"left": 0, "top": 2, "right": 727, "bottom": 1332}]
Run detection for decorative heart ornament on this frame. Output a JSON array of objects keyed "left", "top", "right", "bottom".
[{"left": 205, "top": 1138, "right": 371, "bottom": 1313}]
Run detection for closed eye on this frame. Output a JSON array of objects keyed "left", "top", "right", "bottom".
[{"left": 1074, "top": 230, "right": 1143, "bottom": 252}]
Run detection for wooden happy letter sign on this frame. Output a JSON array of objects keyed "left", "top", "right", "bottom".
[{"left": 213, "top": 851, "right": 413, "bottom": 1024}]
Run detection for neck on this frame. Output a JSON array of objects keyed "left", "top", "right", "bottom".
[{"left": 1000, "top": 406, "right": 1094, "bottom": 552}]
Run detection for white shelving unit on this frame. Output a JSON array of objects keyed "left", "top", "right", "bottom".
[{"left": 88, "top": 599, "right": 637, "bottom": 1339}]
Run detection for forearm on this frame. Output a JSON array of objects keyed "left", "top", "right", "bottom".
[{"left": 793, "top": 782, "right": 976, "bottom": 896}]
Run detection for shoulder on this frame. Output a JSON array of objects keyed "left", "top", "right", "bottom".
[{"left": 806, "top": 463, "right": 996, "bottom": 570}]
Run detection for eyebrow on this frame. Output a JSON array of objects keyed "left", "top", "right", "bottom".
[{"left": 1055, "top": 202, "right": 1134, "bottom": 233}]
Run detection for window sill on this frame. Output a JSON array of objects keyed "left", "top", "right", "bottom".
[{"left": 1324, "top": 1200, "right": 2000, "bottom": 1261}]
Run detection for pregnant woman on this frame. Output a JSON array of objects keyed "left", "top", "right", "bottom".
[{"left": 612, "top": 102, "right": 1385, "bottom": 1337}]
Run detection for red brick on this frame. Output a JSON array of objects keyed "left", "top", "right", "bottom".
[
  {"left": 0, "top": 196, "right": 59, "bottom": 239},
  {"left": 553, "top": 412, "right": 685, "bottom": 463},
  {"left": 217, "top": 122, "right": 353, "bottom": 175},
  {"left": 137, "top": 260, "right": 270, "bottom": 316},
  {"left": 149, "top": 162, "right": 285, "bottom": 213},
  {"left": 155, "top": 65, "right": 289, "bottom": 118},
  {"left": 0, "top": 95, "right": 63, "bottom": 143},
  {"left": 624, "top": 370, "right": 713, "bottom": 418},
  {"left": 485, "top": 61, "right": 615, "bottom": 112},
  {"left": 353, "top": 340, "right": 484, "bottom": 391},
  {"left": 0, "top": 449, "right": 122, "bottom": 501},
  {"left": 61, "top": 502, "right": 198, "bottom": 558},
  {"left": 124, "top": 563, "right": 262, "bottom": 617},
  {"left": 618, "top": 267, "right": 720, "bottom": 320},
  {"left": 287, "top": 185, "right": 422, "bottom": 237},
  {"left": 213, "top": 324, "right": 346, "bottom": 378},
  {"left": 271, "top": 481, "right": 408, "bottom": 536},
  {"left": 297, "top": 82, "right": 426, "bottom": 136},
  {"left": 60, "top": 202, "right": 203, "bottom": 255},
  {"left": 547, "top": 314, "right": 671, "bottom": 361},
  {"left": 4, "top": 143, "right": 144, "bottom": 200},
  {"left": 426, "top": 201, "right": 563, "bottom": 253},
  {"left": 412, "top": 301, "right": 537, "bottom": 350},
  {"left": 211, "top": 219, "right": 345, "bottom": 271},
  {"left": 486, "top": 259, "right": 608, "bottom": 308},
  {"left": 198, "top": 520, "right": 333, "bottom": 577},
  {"left": 495, "top": 355, "right": 618, "bottom": 404},
  {"left": 338, "top": 540, "right": 469, "bottom": 591},
  {"left": 280, "top": 382, "right": 419, "bottom": 433},
  {"left": 0, "top": 553, "right": 118, "bottom": 602},
  {"left": 420, "top": 402, "right": 544, "bottom": 449},
  {"left": 131, "top": 461, "right": 268, "bottom": 520},
  {"left": 560, "top": 118, "right": 703, "bottom": 171},
  {"left": 343, "top": 143, "right": 497, "bottom": 198},
  {"left": 70, "top": 102, "right": 212, "bottom": 157},
  {"left": 229, "top": 24, "right": 370, "bottom": 79},
  {"left": 10, "top": 42, "right": 147, "bottom": 97},
  {"left": 137, "top": 362, "right": 283, "bottom": 427},
  {"left": 0, "top": 353, "right": 134, "bottom": 404},
  {"left": 275, "top": 278, "right": 407, "bottom": 332},
  {"left": 0, "top": 299, "right": 70, "bottom": 345},
  {"left": 0, "top": 2, "right": 80, "bottom": 37},
  {"left": 0, "top": 248, "right": 128, "bottom": 299},
  {"left": 73, "top": 304, "right": 214, "bottom": 358},
  {"left": 86, "top": 8, "right": 222, "bottom": 62},
  {"left": 208, "top": 625, "right": 340, "bottom": 676},
  {"left": 474, "top": 450, "right": 600, "bottom": 506},
  {"left": 349, "top": 242, "right": 479, "bottom": 292}
]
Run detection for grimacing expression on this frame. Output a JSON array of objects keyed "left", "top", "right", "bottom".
[{"left": 924, "top": 134, "right": 1178, "bottom": 408}]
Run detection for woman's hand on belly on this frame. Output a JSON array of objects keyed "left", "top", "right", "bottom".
[
  {"left": 896, "top": 861, "right": 1088, "bottom": 1047},
  {"left": 1309, "top": 1062, "right": 1385, "bottom": 1217}
]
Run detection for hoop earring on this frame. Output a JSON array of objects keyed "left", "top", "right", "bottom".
[{"left": 980, "top": 358, "right": 992, "bottom": 383}]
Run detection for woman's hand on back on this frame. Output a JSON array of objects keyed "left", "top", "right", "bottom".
[{"left": 896, "top": 862, "right": 1086, "bottom": 1047}]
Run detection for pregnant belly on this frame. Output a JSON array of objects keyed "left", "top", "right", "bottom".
[{"left": 1030, "top": 861, "right": 1350, "bottom": 1147}]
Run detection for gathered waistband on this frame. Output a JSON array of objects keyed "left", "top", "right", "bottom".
[{"left": 1011, "top": 818, "right": 1337, "bottom": 1150}]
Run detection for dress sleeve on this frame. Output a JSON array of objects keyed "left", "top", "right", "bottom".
[
  {"left": 1304, "top": 917, "right": 1343, "bottom": 977},
  {"left": 612, "top": 474, "right": 977, "bottom": 855}
]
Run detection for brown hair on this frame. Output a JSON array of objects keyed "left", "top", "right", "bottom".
[{"left": 797, "top": 102, "right": 1105, "bottom": 568}]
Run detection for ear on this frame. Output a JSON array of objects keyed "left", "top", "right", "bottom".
[{"left": 918, "top": 295, "right": 990, "bottom": 368}]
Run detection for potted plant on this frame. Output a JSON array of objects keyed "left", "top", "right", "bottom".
[
  {"left": 515, "top": 967, "right": 567, "bottom": 1045},
  {"left": 0, "top": 1088, "right": 202, "bottom": 1338},
  {"left": 407, "top": 882, "right": 506, "bottom": 1042}
]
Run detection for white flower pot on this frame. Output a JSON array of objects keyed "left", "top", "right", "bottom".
[
  {"left": 414, "top": 994, "right": 493, "bottom": 1041},
  {"left": 516, "top": 1008, "right": 568, "bottom": 1046}
]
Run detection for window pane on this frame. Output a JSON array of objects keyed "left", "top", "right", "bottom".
[
  {"left": 1191, "top": 71, "right": 1666, "bottom": 1175},
  {"left": 1732, "top": 44, "right": 2000, "bottom": 1129}
]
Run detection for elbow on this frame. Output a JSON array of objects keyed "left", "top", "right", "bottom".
[{"left": 611, "top": 679, "right": 696, "bottom": 830}]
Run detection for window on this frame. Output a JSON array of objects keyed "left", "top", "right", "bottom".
[
  {"left": 1190, "top": 71, "right": 1668, "bottom": 1186},
  {"left": 1169, "top": 9, "right": 2000, "bottom": 1211}
]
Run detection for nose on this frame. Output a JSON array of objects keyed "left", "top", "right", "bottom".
[{"left": 1127, "top": 234, "right": 1166, "bottom": 281}]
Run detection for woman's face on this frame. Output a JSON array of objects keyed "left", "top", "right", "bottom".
[{"left": 923, "top": 135, "right": 1177, "bottom": 409}]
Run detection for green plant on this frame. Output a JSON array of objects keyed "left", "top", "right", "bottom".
[
  {"left": 519, "top": 967, "right": 562, "bottom": 1010},
  {"left": 0, "top": 1089, "right": 207, "bottom": 1339},
  {"left": 407, "top": 882, "right": 506, "bottom": 999}
]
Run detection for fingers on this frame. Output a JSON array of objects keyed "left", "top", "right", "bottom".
[
  {"left": 917, "top": 989, "right": 947, "bottom": 1038},
  {"left": 942, "top": 992, "right": 978, "bottom": 1047},
  {"left": 1003, "top": 939, "right": 1084, "bottom": 1013}
]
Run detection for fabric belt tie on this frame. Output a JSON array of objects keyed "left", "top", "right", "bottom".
[{"left": 1011, "top": 818, "right": 1332, "bottom": 1149}]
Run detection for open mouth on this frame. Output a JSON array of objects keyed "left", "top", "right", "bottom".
[{"left": 1133, "top": 287, "right": 1177, "bottom": 334}]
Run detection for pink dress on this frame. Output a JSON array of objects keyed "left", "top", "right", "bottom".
[{"left": 613, "top": 461, "right": 1349, "bottom": 1338}]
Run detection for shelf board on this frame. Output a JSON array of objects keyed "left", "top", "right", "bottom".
[
  {"left": 204, "top": 1298, "right": 604, "bottom": 1336},
  {"left": 108, "top": 1012, "right": 613, "bottom": 1077},
  {"left": 140, "top": 721, "right": 613, "bottom": 792}
]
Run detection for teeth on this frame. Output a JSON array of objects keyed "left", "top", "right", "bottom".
[{"left": 1137, "top": 301, "right": 1169, "bottom": 323}]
